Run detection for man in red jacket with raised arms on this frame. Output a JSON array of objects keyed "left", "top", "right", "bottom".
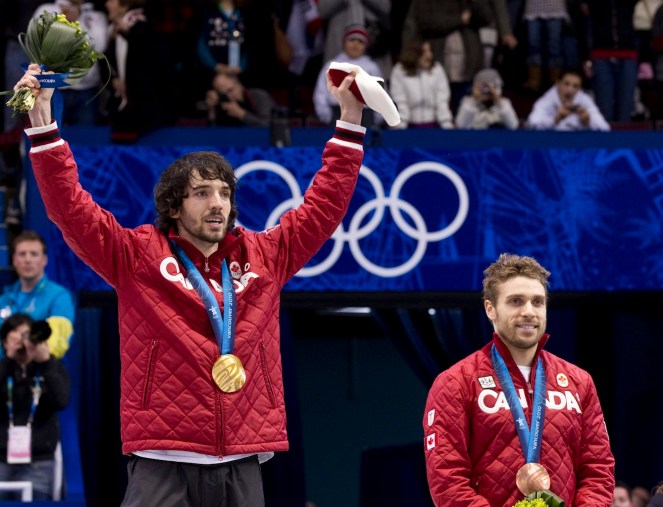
[
  {"left": 14, "top": 63, "right": 366, "bottom": 506},
  {"left": 424, "top": 253, "right": 615, "bottom": 507}
]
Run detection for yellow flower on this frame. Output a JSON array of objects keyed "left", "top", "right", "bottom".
[
  {"left": 513, "top": 499, "right": 548, "bottom": 507},
  {"left": 55, "top": 13, "right": 81, "bottom": 29}
]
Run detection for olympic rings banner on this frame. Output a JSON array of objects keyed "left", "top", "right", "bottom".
[{"left": 43, "top": 142, "right": 663, "bottom": 293}]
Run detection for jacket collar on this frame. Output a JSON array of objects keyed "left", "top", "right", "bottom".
[
  {"left": 167, "top": 227, "right": 240, "bottom": 269},
  {"left": 487, "top": 332, "right": 550, "bottom": 385}
]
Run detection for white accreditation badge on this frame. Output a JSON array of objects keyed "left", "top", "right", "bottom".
[{"left": 7, "top": 425, "right": 32, "bottom": 464}]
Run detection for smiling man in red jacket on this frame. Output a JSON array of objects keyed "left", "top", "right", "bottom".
[
  {"left": 15, "top": 63, "right": 366, "bottom": 506},
  {"left": 424, "top": 253, "right": 615, "bottom": 507}
]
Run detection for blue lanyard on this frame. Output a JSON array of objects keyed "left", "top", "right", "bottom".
[
  {"left": 7, "top": 372, "right": 41, "bottom": 427},
  {"left": 169, "top": 241, "right": 236, "bottom": 355},
  {"left": 490, "top": 344, "right": 547, "bottom": 463}
]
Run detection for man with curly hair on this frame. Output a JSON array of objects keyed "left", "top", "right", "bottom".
[{"left": 14, "top": 62, "right": 366, "bottom": 506}]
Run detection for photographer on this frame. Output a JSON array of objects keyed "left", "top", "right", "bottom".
[
  {"left": 527, "top": 68, "right": 611, "bottom": 131},
  {"left": 0, "top": 314, "right": 70, "bottom": 500},
  {"left": 455, "top": 68, "right": 519, "bottom": 129},
  {"left": 0, "top": 231, "right": 76, "bottom": 360},
  {"left": 201, "top": 71, "right": 276, "bottom": 127}
]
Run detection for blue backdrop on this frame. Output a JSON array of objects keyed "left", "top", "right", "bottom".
[
  {"left": 27, "top": 128, "right": 663, "bottom": 293},
  {"left": 19, "top": 128, "right": 663, "bottom": 505}
]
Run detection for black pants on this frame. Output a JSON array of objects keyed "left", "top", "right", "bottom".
[{"left": 120, "top": 455, "right": 265, "bottom": 507}]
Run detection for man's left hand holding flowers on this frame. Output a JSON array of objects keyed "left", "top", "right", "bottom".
[{"left": 1, "top": 10, "right": 106, "bottom": 116}]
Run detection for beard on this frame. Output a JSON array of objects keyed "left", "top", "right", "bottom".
[
  {"left": 178, "top": 214, "right": 227, "bottom": 246},
  {"left": 189, "top": 227, "right": 225, "bottom": 244}
]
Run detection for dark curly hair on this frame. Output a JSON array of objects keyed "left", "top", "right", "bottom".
[
  {"left": 154, "top": 151, "right": 238, "bottom": 236},
  {"left": 0, "top": 314, "right": 34, "bottom": 342}
]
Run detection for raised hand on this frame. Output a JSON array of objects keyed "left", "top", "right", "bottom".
[
  {"left": 14, "top": 63, "right": 55, "bottom": 127},
  {"left": 326, "top": 71, "right": 363, "bottom": 125}
]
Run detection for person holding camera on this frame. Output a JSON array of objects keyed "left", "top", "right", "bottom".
[
  {"left": 455, "top": 68, "right": 519, "bottom": 129},
  {"left": 0, "top": 231, "right": 76, "bottom": 360},
  {"left": 526, "top": 68, "right": 610, "bottom": 131},
  {"left": 0, "top": 314, "right": 70, "bottom": 500},
  {"left": 201, "top": 71, "right": 276, "bottom": 127}
]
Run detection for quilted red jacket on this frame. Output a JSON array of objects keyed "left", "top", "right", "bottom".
[
  {"left": 424, "top": 333, "right": 614, "bottom": 507},
  {"left": 27, "top": 121, "right": 365, "bottom": 457}
]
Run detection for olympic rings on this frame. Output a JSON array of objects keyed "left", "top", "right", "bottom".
[{"left": 233, "top": 160, "right": 469, "bottom": 278}]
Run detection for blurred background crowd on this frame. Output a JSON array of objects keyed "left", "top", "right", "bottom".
[
  {"left": 2, "top": 1, "right": 663, "bottom": 503},
  {"left": 2, "top": 0, "right": 663, "bottom": 141}
]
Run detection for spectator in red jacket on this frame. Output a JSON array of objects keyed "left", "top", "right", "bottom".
[
  {"left": 14, "top": 63, "right": 366, "bottom": 506},
  {"left": 424, "top": 253, "right": 615, "bottom": 507}
]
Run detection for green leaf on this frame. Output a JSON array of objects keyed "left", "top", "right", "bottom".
[
  {"left": 16, "top": 10, "right": 103, "bottom": 81},
  {"left": 524, "top": 490, "right": 566, "bottom": 507}
]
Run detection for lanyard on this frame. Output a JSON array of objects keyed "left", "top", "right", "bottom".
[
  {"left": 7, "top": 278, "right": 47, "bottom": 315},
  {"left": 7, "top": 372, "right": 42, "bottom": 428},
  {"left": 490, "top": 344, "right": 547, "bottom": 463},
  {"left": 169, "top": 241, "right": 236, "bottom": 355}
]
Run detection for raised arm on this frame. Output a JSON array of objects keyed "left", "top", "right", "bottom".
[
  {"left": 256, "top": 69, "right": 366, "bottom": 283},
  {"left": 15, "top": 65, "right": 148, "bottom": 290}
]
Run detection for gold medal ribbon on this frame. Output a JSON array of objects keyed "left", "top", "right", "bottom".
[{"left": 169, "top": 241, "right": 245, "bottom": 392}]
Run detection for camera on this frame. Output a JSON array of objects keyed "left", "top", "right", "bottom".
[
  {"left": 29, "top": 320, "right": 52, "bottom": 344},
  {"left": 218, "top": 92, "right": 230, "bottom": 103},
  {"left": 480, "top": 84, "right": 491, "bottom": 94}
]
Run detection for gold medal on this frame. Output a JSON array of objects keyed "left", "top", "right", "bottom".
[
  {"left": 212, "top": 354, "right": 246, "bottom": 393},
  {"left": 516, "top": 462, "right": 551, "bottom": 496}
]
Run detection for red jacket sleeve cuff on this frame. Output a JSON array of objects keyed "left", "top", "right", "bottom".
[{"left": 25, "top": 121, "right": 64, "bottom": 152}]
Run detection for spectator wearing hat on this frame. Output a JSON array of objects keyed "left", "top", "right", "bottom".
[
  {"left": 455, "top": 68, "right": 519, "bottom": 129},
  {"left": 313, "top": 24, "right": 383, "bottom": 126},
  {"left": 318, "top": 0, "right": 392, "bottom": 77},
  {"left": 526, "top": 68, "right": 610, "bottom": 131}
]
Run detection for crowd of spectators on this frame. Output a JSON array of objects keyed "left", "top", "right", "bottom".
[
  {"left": 613, "top": 480, "right": 663, "bottom": 507},
  {"left": 7, "top": 0, "right": 663, "bottom": 239},
  {"left": 2, "top": 1, "right": 663, "bottom": 501},
  {"left": 2, "top": 0, "right": 663, "bottom": 137}
]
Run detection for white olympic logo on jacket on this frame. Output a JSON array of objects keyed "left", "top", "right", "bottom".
[{"left": 234, "top": 161, "right": 469, "bottom": 278}]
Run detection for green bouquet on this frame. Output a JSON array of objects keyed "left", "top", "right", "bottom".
[
  {"left": 513, "top": 490, "right": 566, "bottom": 507},
  {"left": 2, "top": 10, "right": 106, "bottom": 115}
]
